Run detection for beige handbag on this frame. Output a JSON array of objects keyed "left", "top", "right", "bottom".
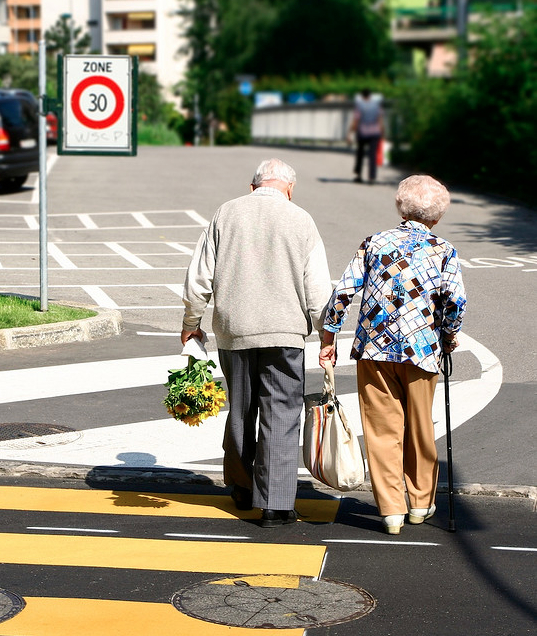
[{"left": 303, "top": 361, "right": 365, "bottom": 491}]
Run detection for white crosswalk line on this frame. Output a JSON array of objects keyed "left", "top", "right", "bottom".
[
  {"left": 48, "top": 243, "right": 78, "bottom": 269},
  {"left": 78, "top": 214, "right": 99, "bottom": 229},
  {"left": 104, "top": 242, "right": 153, "bottom": 269},
  {"left": 81, "top": 285, "right": 119, "bottom": 308}
]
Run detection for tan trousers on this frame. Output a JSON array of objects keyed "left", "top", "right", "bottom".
[{"left": 357, "top": 359, "right": 439, "bottom": 516}]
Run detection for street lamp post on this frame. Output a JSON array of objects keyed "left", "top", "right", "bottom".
[{"left": 457, "top": 0, "right": 469, "bottom": 62}]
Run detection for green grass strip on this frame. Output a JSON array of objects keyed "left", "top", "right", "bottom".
[{"left": 0, "top": 295, "right": 97, "bottom": 329}]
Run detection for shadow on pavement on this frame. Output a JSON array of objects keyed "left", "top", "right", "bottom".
[{"left": 437, "top": 462, "right": 536, "bottom": 623}]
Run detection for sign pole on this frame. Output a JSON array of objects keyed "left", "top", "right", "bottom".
[{"left": 38, "top": 39, "right": 48, "bottom": 311}]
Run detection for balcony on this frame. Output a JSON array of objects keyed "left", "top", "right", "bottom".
[
  {"left": 8, "top": 40, "right": 37, "bottom": 55},
  {"left": 6, "top": 0, "right": 38, "bottom": 7},
  {"left": 391, "top": 2, "right": 523, "bottom": 44},
  {"left": 8, "top": 17, "right": 40, "bottom": 31}
]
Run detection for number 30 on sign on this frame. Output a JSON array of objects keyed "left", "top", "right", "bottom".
[{"left": 61, "top": 55, "right": 137, "bottom": 156}]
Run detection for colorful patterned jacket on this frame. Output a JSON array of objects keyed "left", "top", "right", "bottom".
[{"left": 323, "top": 220, "right": 467, "bottom": 374}]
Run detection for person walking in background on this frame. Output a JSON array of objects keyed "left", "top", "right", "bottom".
[
  {"left": 181, "top": 158, "right": 332, "bottom": 527},
  {"left": 349, "top": 89, "right": 384, "bottom": 184},
  {"left": 319, "top": 175, "right": 466, "bottom": 535}
]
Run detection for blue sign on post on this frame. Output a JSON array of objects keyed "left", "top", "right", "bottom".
[{"left": 239, "top": 81, "right": 253, "bottom": 96}]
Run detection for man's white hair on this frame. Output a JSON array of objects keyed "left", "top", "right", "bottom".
[
  {"left": 252, "top": 158, "right": 296, "bottom": 187},
  {"left": 395, "top": 174, "right": 450, "bottom": 223}
]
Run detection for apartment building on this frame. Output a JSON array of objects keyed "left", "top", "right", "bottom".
[
  {"left": 3, "top": 0, "right": 40, "bottom": 56},
  {"left": 101, "top": 0, "right": 189, "bottom": 104},
  {"left": 1, "top": 1, "right": 189, "bottom": 107}
]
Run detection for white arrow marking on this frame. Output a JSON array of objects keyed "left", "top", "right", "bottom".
[{"left": 0, "top": 334, "right": 501, "bottom": 470}]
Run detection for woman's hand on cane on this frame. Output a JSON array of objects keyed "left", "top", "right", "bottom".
[{"left": 443, "top": 333, "right": 459, "bottom": 353}]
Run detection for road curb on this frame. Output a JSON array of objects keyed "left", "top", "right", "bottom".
[
  {"left": 0, "top": 302, "right": 123, "bottom": 350},
  {"left": 0, "top": 460, "right": 534, "bottom": 502}
]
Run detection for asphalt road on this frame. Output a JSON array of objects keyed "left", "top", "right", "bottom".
[
  {"left": 0, "top": 146, "right": 535, "bottom": 636},
  {"left": 0, "top": 478, "right": 534, "bottom": 636},
  {"left": 0, "top": 145, "right": 535, "bottom": 486}
]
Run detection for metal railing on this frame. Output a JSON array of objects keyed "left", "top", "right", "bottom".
[{"left": 251, "top": 101, "right": 355, "bottom": 147}]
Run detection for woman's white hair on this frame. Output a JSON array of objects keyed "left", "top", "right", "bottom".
[
  {"left": 252, "top": 158, "right": 296, "bottom": 187},
  {"left": 395, "top": 175, "right": 450, "bottom": 223}
]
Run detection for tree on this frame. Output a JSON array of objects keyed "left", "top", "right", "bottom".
[
  {"left": 396, "top": 9, "right": 537, "bottom": 202},
  {"left": 177, "top": 0, "right": 394, "bottom": 142},
  {"left": 176, "top": 0, "right": 220, "bottom": 123},
  {"left": 246, "top": 0, "right": 394, "bottom": 77},
  {"left": 138, "top": 72, "right": 167, "bottom": 123},
  {"left": 44, "top": 15, "right": 91, "bottom": 56},
  {"left": 0, "top": 55, "right": 38, "bottom": 93}
]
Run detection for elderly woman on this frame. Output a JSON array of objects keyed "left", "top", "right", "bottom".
[{"left": 319, "top": 175, "right": 467, "bottom": 534}]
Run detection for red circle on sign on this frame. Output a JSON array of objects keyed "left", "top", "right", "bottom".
[{"left": 71, "top": 75, "right": 125, "bottom": 130}]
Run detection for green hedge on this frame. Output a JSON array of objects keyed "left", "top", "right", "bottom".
[{"left": 390, "top": 11, "right": 537, "bottom": 205}]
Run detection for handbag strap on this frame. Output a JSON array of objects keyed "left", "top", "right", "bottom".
[
  {"left": 323, "top": 361, "right": 336, "bottom": 398},
  {"left": 323, "top": 361, "right": 353, "bottom": 440}
]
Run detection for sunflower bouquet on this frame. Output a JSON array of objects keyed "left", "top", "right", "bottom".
[{"left": 163, "top": 356, "right": 226, "bottom": 426}]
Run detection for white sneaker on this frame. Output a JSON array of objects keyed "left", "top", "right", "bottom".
[
  {"left": 382, "top": 514, "right": 405, "bottom": 535},
  {"left": 408, "top": 504, "right": 436, "bottom": 525}
]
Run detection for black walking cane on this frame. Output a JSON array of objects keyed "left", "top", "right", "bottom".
[{"left": 442, "top": 352, "right": 456, "bottom": 532}]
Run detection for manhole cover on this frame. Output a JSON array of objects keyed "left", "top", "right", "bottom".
[
  {"left": 0, "top": 423, "right": 81, "bottom": 450},
  {"left": 172, "top": 574, "right": 376, "bottom": 629},
  {"left": 0, "top": 589, "right": 25, "bottom": 623},
  {"left": 0, "top": 422, "right": 75, "bottom": 441}
]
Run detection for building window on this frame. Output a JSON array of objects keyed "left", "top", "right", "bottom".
[{"left": 109, "top": 12, "right": 155, "bottom": 31}]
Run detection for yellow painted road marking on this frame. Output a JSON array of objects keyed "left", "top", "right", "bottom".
[
  {"left": 211, "top": 574, "right": 301, "bottom": 588},
  {"left": 0, "top": 486, "right": 339, "bottom": 522},
  {"left": 1, "top": 596, "right": 305, "bottom": 636},
  {"left": 0, "top": 533, "right": 325, "bottom": 576}
]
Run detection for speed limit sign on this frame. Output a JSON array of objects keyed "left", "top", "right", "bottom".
[{"left": 61, "top": 55, "right": 137, "bottom": 155}]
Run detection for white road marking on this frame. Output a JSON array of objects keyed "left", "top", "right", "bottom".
[
  {"left": 166, "top": 242, "right": 194, "bottom": 255},
  {"left": 165, "top": 284, "right": 184, "bottom": 297},
  {"left": 104, "top": 242, "right": 153, "bottom": 269},
  {"left": 31, "top": 152, "right": 58, "bottom": 205},
  {"left": 47, "top": 243, "right": 78, "bottom": 269},
  {"left": 184, "top": 209, "right": 209, "bottom": 227},
  {"left": 323, "top": 539, "right": 440, "bottom": 546},
  {"left": 27, "top": 527, "right": 119, "bottom": 534},
  {"left": 0, "top": 267, "right": 187, "bottom": 272},
  {"left": 78, "top": 214, "right": 99, "bottom": 229},
  {"left": 0, "top": 335, "right": 502, "bottom": 472},
  {"left": 165, "top": 534, "right": 252, "bottom": 540},
  {"left": 1, "top": 224, "right": 205, "bottom": 232},
  {"left": 491, "top": 546, "right": 537, "bottom": 553},
  {"left": 131, "top": 212, "right": 154, "bottom": 228},
  {"left": 81, "top": 285, "right": 119, "bottom": 308},
  {"left": 24, "top": 215, "right": 39, "bottom": 229}
]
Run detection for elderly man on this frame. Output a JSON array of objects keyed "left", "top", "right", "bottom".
[
  {"left": 182, "top": 158, "right": 332, "bottom": 527},
  {"left": 320, "top": 175, "right": 466, "bottom": 534}
]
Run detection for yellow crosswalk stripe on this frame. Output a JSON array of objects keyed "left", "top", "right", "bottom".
[
  {"left": 0, "top": 486, "right": 339, "bottom": 522},
  {"left": 0, "top": 533, "right": 326, "bottom": 576},
  {"left": 1, "top": 596, "right": 305, "bottom": 636}
]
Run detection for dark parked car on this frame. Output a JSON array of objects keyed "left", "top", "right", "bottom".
[
  {"left": 46, "top": 111, "right": 58, "bottom": 144},
  {"left": 0, "top": 89, "right": 39, "bottom": 191}
]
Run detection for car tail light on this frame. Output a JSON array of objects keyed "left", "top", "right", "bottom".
[{"left": 0, "top": 127, "right": 10, "bottom": 151}]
